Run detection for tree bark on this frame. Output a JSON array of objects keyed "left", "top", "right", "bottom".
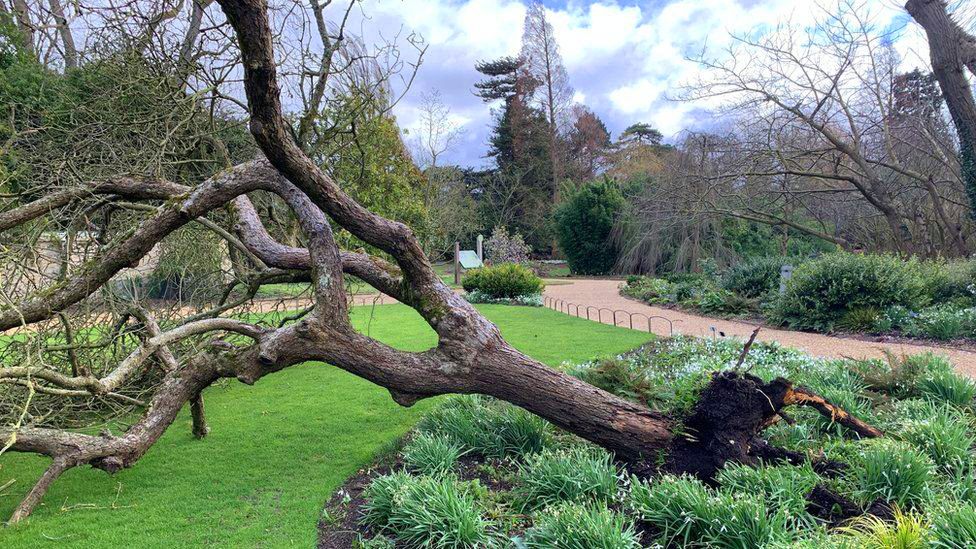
[
  {"left": 7, "top": 459, "right": 68, "bottom": 524},
  {"left": 924, "top": 175, "right": 969, "bottom": 255},
  {"left": 178, "top": 0, "right": 212, "bottom": 69},
  {"left": 190, "top": 392, "right": 209, "bottom": 439},
  {"left": 47, "top": 0, "right": 77, "bottom": 69},
  {"left": 10, "top": 0, "right": 33, "bottom": 55},
  {"left": 906, "top": 0, "right": 976, "bottom": 217}
]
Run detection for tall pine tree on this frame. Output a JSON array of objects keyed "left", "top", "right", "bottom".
[{"left": 474, "top": 56, "right": 554, "bottom": 251}]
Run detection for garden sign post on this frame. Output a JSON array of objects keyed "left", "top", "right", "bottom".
[
  {"left": 454, "top": 241, "right": 461, "bottom": 285},
  {"left": 477, "top": 234, "right": 483, "bottom": 262},
  {"left": 780, "top": 264, "right": 793, "bottom": 294}
]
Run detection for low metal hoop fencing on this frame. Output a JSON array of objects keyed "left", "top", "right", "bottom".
[{"left": 542, "top": 296, "right": 678, "bottom": 336}]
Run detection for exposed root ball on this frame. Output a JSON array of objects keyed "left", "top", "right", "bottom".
[
  {"left": 665, "top": 372, "right": 792, "bottom": 479},
  {"left": 664, "top": 371, "right": 877, "bottom": 480}
]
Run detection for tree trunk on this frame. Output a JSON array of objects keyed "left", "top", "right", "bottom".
[
  {"left": 190, "top": 392, "right": 210, "bottom": 439},
  {"left": 906, "top": 0, "right": 976, "bottom": 218},
  {"left": 178, "top": 0, "right": 211, "bottom": 69},
  {"left": 924, "top": 175, "right": 969, "bottom": 255},
  {"left": 47, "top": 0, "right": 77, "bottom": 69},
  {"left": 10, "top": 0, "right": 34, "bottom": 55}
]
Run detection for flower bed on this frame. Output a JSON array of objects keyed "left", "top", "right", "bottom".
[
  {"left": 320, "top": 337, "right": 976, "bottom": 548},
  {"left": 622, "top": 254, "right": 976, "bottom": 344}
]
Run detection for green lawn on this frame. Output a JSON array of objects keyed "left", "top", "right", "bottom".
[
  {"left": 540, "top": 262, "right": 572, "bottom": 277},
  {"left": 256, "top": 263, "right": 571, "bottom": 298},
  {"left": 256, "top": 267, "right": 460, "bottom": 297},
  {"left": 0, "top": 304, "right": 651, "bottom": 547}
]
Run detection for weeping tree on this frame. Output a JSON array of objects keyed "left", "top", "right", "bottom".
[{"left": 0, "top": 0, "right": 882, "bottom": 527}]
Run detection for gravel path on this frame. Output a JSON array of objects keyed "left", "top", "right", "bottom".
[{"left": 544, "top": 278, "right": 976, "bottom": 376}]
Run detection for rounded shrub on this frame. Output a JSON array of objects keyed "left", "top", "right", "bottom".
[
  {"left": 461, "top": 263, "right": 544, "bottom": 299},
  {"left": 620, "top": 276, "right": 674, "bottom": 304},
  {"left": 554, "top": 177, "right": 625, "bottom": 275},
  {"left": 921, "top": 258, "right": 976, "bottom": 307},
  {"left": 721, "top": 256, "right": 789, "bottom": 298},
  {"left": 767, "top": 252, "right": 928, "bottom": 332}
]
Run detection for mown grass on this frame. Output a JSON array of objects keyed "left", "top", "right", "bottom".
[
  {"left": 257, "top": 265, "right": 463, "bottom": 297},
  {"left": 255, "top": 263, "right": 573, "bottom": 297},
  {"left": 0, "top": 304, "right": 651, "bottom": 547}
]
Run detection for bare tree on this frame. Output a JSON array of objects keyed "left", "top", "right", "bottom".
[
  {"left": 520, "top": 0, "right": 573, "bottom": 194},
  {"left": 613, "top": 132, "right": 746, "bottom": 274},
  {"left": 412, "top": 89, "right": 465, "bottom": 173},
  {"left": 682, "top": 0, "right": 972, "bottom": 257},
  {"left": 906, "top": 0, "right": 976, "bottom": 218},
  {"left": 0, "top": 0, "right": 880, "bottom": 525},
  {"left": 409, "top": 89, "right": 473, "bottom": 258}
]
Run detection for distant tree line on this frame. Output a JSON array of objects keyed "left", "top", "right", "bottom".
[{"left": 444, "top": 1, "right": 976, "bottom": 276}]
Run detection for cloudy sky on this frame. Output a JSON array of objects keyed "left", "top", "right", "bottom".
[{"left": 324, "top": 0, "right": 936, "bottom": 168}]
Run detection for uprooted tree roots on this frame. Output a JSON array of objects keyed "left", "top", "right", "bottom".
[
  {"left": 666, "top": 371, "right": 881, "bottom": 481},
  {"left": 635, "top": 370, "right": 885, "bottom": 526}
]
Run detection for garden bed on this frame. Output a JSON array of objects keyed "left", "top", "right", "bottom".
[
  {"left": 319, "top": 336, "right": 976, "bottom": 548},
  {"left": 619, "top": 288, "right": 976, "bottom": 351},
  {"left": 622, "top": 253, "right": 976, "bottom": 348}
]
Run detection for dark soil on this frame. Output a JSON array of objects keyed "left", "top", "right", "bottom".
[
  {"left": 805, "top": 484, "right": 861, "bottom": 525},
  {"left": 664, "top": 371, "right": 793, "bottom": 480},
  {"left": 805, "top": 485, "right": 895, "bottom": 527},
  {"left": 317, "top": 462, "right": 392, "bottom": 549}
]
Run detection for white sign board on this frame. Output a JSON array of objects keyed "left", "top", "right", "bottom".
[{"left": 458, "top": 250, "right": 483, "bottom": 269}]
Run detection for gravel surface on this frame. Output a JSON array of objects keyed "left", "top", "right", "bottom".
[{"left": 544, "top": 278, "right": 976, "bottom": 377}]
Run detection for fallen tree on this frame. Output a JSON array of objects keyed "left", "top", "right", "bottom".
[{"left": 0, "top": 0, "right": 880, "bottom": 526}]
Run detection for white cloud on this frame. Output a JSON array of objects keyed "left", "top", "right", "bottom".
[
  {"left": 608, "top": 80, "right": 667, "bottom": 114},
  {"left": 344, "top": 0, "right": 931, "bottom": 166},
  {"left": 652, "top": 104, "right": 694, "bottom": 138}
]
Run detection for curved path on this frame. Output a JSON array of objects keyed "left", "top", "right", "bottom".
[{"left": 544, "top": 278, "right": 976, "bottom": 376}]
